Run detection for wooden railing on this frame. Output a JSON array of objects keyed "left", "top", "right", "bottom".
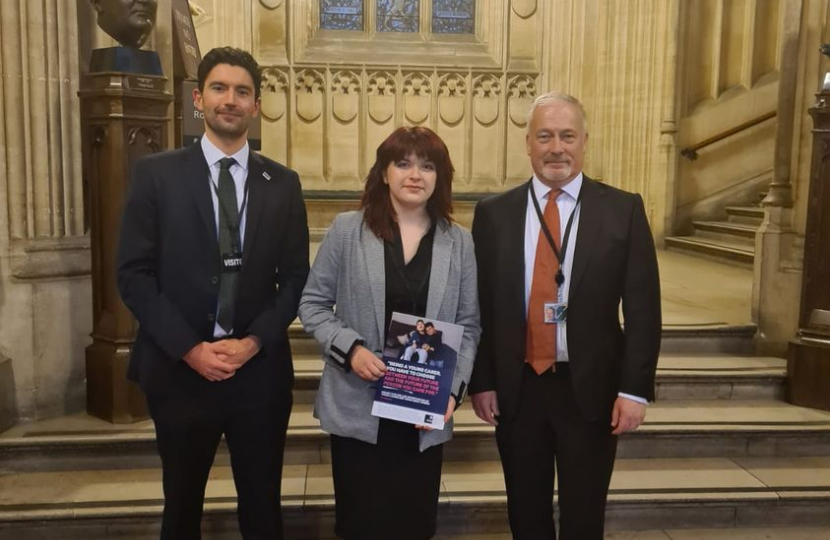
[{"left": 680, "top": 111, "right": 777, "bottom": 160}]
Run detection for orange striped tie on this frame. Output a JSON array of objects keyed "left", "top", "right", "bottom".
[{"left": 526, "top": 189, "right": 561, "bottom": 374}]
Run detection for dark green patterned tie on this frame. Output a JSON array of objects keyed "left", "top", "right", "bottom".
[{"left": 217, "top": 157, "right": 239, "bottom": 333}]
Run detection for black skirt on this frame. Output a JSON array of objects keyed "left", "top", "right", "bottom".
[{"left": 330, "top": 419, "right": 443, "bottom": 540}]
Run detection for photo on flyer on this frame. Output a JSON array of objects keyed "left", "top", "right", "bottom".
[{"left": 371, "top": 311, "right": 465, "bottom": 430}]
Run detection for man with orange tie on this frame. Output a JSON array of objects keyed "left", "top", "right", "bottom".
[{"left": 470, "top": 92, "right": 662, "bottom": 540}]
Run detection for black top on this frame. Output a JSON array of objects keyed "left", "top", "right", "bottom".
[{"left": 383, "top": 222, "right": 436, "bottom": 333}]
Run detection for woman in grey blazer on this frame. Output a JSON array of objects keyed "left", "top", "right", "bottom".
[{"left": 299, "top": 127, "right": 481, "bottom": 540}]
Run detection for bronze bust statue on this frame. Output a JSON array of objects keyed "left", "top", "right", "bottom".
[{"left": 91, "top": 0, "right": 158, "bottom": 49}]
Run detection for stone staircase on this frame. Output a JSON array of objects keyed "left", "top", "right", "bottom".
[
  {"left": 2, "top": 324, "right": 830, "bottom": 540},
  {"left": 665, "top": 205, "right": 765, "bottom": 267}
]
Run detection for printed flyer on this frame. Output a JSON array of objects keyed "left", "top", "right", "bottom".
[{"left": 371, "top": 312, "right": 465, "bottom": 430}]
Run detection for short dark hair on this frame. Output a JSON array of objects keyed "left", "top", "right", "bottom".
[
  {"left": 197, "top": 47, "right": 261, "bottom": 100},
  {"left": 424, "top": 322, "right": 435, "bottom": 329},
  {"left": 361, "top": 126, "right": 454, "bottom": 242}
]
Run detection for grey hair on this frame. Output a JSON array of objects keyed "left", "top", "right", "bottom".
[{"left": 526, "top": 92, "right": 588, "bottom": 134}]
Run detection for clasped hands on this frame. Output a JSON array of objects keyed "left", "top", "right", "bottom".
[
  {"left": 349, "top": 344, "right": 456, "bottom": 430},
  {"left": 183, "top": 336, "right": 261, "bottom": 382}
]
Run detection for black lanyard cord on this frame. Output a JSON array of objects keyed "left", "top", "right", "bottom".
[{"left": 528, "top": 180, "right": 581, "bottom": 286}]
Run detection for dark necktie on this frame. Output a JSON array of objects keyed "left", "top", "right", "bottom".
[
  {"left": 217, "top": 157, "right": 239, "bottom": 333},
  {"left": 526, "top": 188, "right": 561, "bottom": 374}
]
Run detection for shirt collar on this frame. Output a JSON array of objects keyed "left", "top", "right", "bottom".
[
  {"left": 531, "top": 172, "right": 583, "bottom": 202},
  {"left": 200, "top": 134, "right": 249, "bottom": 172}
]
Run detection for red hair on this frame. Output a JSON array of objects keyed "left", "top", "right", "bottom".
[{"left": 361, "top": 126, "right": 454, "bottom": 241}]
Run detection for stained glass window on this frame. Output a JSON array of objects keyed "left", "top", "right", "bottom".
[
  {"left": 432, "top": 0, "right": 474, "bottom": 34},
  {"left": 377, "top": 0, "right": 420, "bottom": 33},
  {"left": 321, "top": 0, "right": 364, "bottom": 31}
]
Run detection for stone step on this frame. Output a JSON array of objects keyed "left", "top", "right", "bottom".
[
  {"left": 289, "top": 323, "right": 759, "bottom": 358},
  {"left": 6, "top": 395, "right": 830, "bottom": 474},
  {"left": 726, "top": 206, "right": 766, "bottom": 226},
  {"left": 664, "top": 236, "right": 755, "bottom": 267},
  {"left": 1, "top": 457, "right": 830, "bottom": 539},
  {"left": 692, "top": 220, "right": 757, "bottom": 245},
  {"left": 293, "top": 354, "right": 786, "bottom": 404}
]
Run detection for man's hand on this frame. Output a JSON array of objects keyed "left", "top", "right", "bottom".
[
  {"left": 350, "top": 345, "right": 387, "bottom": 381},
  {"left": 471, "top": 390, "right": 500, "bottom": 426},
  {"left": 183, "top": 342, "right": 237, "bottom": 381},
  {"left": 416, "top": 395, "right": 457, "bottom": 431},
  {"left": 611, "top": 396, "right": 647, "bottom": 435},
  {"left": 213, "top": 336, "right": 261, "bottom": 368}
]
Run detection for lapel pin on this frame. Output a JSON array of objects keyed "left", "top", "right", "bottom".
[{"left": 262, "top": 171, "right": 271, "bottom": 181}]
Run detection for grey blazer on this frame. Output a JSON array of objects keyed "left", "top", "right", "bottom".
[{"left": 298, "top": 210, "right": 481, "bottom": 451}]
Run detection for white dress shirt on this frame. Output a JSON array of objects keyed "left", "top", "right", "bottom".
[
  {"left": 201, "top": 135, "right": 250, "bottom": 338},
  {"left": 523, "top": 173, "right": 646, "bottom": 404}
]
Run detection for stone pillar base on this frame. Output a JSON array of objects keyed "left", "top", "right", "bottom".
[
  {"left": 787, "top": 338, "right": 830, "bottom": 412},
  {"left": 85, "top": 342, "right": 148, "bottom": 423},
  {"left": 0, "top": 354, "right": 16, "bottom": 432}
]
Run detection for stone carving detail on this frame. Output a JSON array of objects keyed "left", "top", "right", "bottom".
[
  {"left": 473, "top": 73, "right": 501, "bottom": 126},
  {"left": 295, "top": 69, "right": 325, "bottom": 122},
  {"left": 507, "top": 74, "right": 537, "bottom": 127},
  {"left": 127, "top": 126, "right": 162, "bottom": 153},
  {"left": 188, "top": 1, "right": 212, "bottom": 28},
  {"left": 368, "top": 71, "right": 397, "bottom": 124},
  {"left": 512, "top": 0, "right": 537, "bottom": 19},
  {"left": 438, "top": 73, "right": 467, "bottom": 125},
  {"left": 331, "top": 70, "right": 361, "bottom": 123},
  {"left": 261, "top": 67, "right": 289, "bottom": 121},
  {"left": 259, "top": 0, "right": 284, "bottom": 9},
  {"left": 403, "top": 72, "right": 432, "bottom": 124}
]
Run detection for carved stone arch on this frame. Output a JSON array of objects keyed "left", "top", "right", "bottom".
[
  {"left": 261, "top": 67, "right": 289, "bottom": 122},
  {"left": 367, "top": 71, "right": 397, "bottom": 124},
  {"left": 507, "top": 74, "right": 537, "bottom": 127},
  {"left": 438, "top": 72, "right": 467, "bottom": 126},
  {"left": 403, "top": 72, "right": 432, "bottom": 125},
  {"left": 331, "top": 70, "right": 361, "bottom": 124},
  {"left": 472, "top": 73, "right": 502, "bottom": 126},
  {"left": 294, "top": 69, "right": 325, "bottom": 123},
  {"left": 512, "top": 0, "right": 537, "bottom": 19}
]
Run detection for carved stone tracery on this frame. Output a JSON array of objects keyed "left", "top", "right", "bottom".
[
  {"left": 261, "top": 67, "right": 289, "bottom": 121},
  {"left": 368, "top": 71, "right": 397, "bottom": 124},
  {"left": 331, "top": 70, "right": 361, "bottom": 123}
]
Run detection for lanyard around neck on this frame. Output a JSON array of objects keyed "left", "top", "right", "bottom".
[{"left": 528, "top": 180, "right": 581, "bottom": 286}]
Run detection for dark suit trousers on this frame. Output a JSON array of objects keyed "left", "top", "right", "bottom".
[
  {"left": 495, "top": 363, "right": 617, "bottom": 540},
  {"left": 147, "top": 368, "right": 292, "bottom": 540}
]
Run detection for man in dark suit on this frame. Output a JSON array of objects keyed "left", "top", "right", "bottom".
[
  {"left": 470, "top": 92, "right": 661, "bottom": 539},
  {"left": 117, "top": 47, "right": 309, "bottom": 540}
]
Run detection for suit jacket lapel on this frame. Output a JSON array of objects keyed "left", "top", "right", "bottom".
[
  {"left": 186, "top": 143, "right": 219, "bottom": 253},
  {"left": 242, "top": 152, "right": 266, "bottom": 265},
  {"left": 569, "top": 177, "right": 603, "bottom": 300},
  {"left": 426, "top": 221, "right": 453, "bottom": 320},
  {"left": 361, "top": 221, "right": 387, "bottom": 342},
  {"left": 507, "top": 182, "right": 530, "bottom": 323}
]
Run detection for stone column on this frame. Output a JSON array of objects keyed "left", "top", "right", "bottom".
[
  {"left": 752, "top": 0, "right": 806, "bottom": 354},
  {"left": 0, "top": 0, "right": 91, "bottom": 422}
]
